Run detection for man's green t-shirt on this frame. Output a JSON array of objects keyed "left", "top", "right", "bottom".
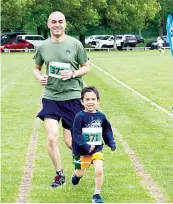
[{"left": 34, "top": 36, "right": 88, "bottom": 101}]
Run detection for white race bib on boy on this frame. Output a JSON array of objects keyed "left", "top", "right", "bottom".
[
  {"left": 82, "top": 127, "right": 102, "bottom": 145},
  {"left": 48, "top": 61, "right": 71, "bottom": 78}
]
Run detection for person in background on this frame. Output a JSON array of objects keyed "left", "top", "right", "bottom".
[
  {"left": 157, "top": 36, "right": 164, "bottom": 56},
  {"left": 33, "top": 11, "right": 90, "bottom": 188},
  {"left": 71, "top": 86, "right": 116, "bottom": 203}
]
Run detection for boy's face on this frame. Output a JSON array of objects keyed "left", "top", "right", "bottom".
[{"left": 81, "top": 91, "right": 100, "bottom": 113}]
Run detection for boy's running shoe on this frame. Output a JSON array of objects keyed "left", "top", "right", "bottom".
[
  {"left": 50, "top": 174, "right": 66, "bottom": 188},
  {"left": 71, "top": 174, "right": 81, "bottom": 185},
  {"left": 92, "top": 194, "right": 104, "bottom": 203}
]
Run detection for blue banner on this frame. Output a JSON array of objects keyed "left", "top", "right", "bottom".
[{"left": 166, "top": 13, "right": 173, "bottom": 57}]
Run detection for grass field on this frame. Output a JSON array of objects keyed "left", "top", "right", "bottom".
[{"left": 1, "top": 50, "right": 173, "bottom": 203}]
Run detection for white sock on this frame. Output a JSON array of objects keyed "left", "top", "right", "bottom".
[{"left": 94, "top": 189, "right": 101, "bottom": 195}]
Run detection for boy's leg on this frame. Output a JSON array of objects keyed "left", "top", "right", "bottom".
[
  {"left": 93, "top": 159, "right": 103, "bottom": 193},
  {"left": 72, "top": 155, "right": 89, "bottom": 185},
  {"left": 44, "top": 118, "right": 65, "bottom": 187},
  {"left": 92, "top": 159, "right": 104, "bottom": 203},
  {"left": 72, "top": 169, "right": 85, "bottom": 185},
  {"left": 75, "top": 169, "right": 85, "bottom": 178}
]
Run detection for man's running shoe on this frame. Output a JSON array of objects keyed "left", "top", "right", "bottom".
[
  {"left": 50, "top": 174, "right": 66, "bottom": 188},
  {"left": 71, "top": 174, "right": 81, "bottom": 185},
  {"left": 92, "top": 194, "right": 104, "bottom": 203}
]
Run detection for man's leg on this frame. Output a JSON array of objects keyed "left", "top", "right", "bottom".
[
  {"left": 63, "top": 128, "right": 72, "bottom": 149},
  {"left": 44, "top": 118, "right": 65, "bottom": 187},
  {"left": 45, "top": 118, "right": 61, "bottom": 171}
]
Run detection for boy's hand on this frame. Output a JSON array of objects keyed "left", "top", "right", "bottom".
[
  {"left": 89, "top": 145, "right": 95, "bottom": 153},
  {"left": 111, "top": 147, "right": 116, "bottom": 151}
]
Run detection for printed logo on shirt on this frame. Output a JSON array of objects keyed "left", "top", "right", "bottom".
[
  {"left": 65, "top": 49, "right": 71, "bottom": 55},
  {"left": 86, "top": 119, "right": 101, "bottom": 128}
]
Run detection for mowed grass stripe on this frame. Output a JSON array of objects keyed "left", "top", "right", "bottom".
[
  {"left": 89, "top": 50, "right": 173, "bottom": 111},
  {"left": 89, "top": 61, "right": 173, "bottom": 119},
  {"left": 16, "top": 102, "right": 42, "bottom": 203},
  {"left": 113, "top": 127, "right": 167, "bottom": 203},
  {"left": 1, "top": 53, "right": 42, "bottom": 202}
]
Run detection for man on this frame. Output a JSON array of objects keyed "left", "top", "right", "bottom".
[{"left": 33, "top": 11, "right": 90, "bottom": 188}]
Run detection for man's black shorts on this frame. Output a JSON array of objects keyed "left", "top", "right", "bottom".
[{"left": 37, "top": 98, "right": 84, "bottom": 130}]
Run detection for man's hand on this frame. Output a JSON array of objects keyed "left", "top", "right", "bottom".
[
  {"left": 39, "top": 75, "right": 48, "bottom": 86},
  {"left": 60, "top": 70, "right": 73, "bottom": 80},
  {"left": 89, "top": 145, "right": 95, "bottom": 153}
]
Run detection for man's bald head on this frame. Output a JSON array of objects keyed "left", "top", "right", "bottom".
[
  {"left": 47, "top": 11, "right": 67, "bottom": 39},
  {"left": 48, "top": 11, "right": 66, "bottom": 24}
]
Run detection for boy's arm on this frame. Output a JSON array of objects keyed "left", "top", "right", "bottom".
[
  {"left": 72, "top": 116, "right": 91, "bottom": 153},
  {"left": 102, "top": 117, "right": 116, "bottom": 151}
]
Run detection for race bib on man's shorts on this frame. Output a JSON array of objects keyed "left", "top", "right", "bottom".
[
  {"left": 48, "top": 62, "right": 71, "bottom": 78},
  {"left": 82, "top": 127, "right": 102, "bottom": 145}
]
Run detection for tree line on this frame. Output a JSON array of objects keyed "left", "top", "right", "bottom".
[{"left": 1, "top": 0, "right": 173, "bottom": 44}]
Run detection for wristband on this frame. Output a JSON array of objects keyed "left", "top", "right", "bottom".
[{"left": 72, "top": 71, "right": 76, "bottom": 78}]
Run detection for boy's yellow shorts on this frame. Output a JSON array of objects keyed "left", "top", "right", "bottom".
[{"left": 73, "top": 152, "right": 103, "bottom": 170}]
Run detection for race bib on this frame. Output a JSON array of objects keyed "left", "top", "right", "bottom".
[
  {"left": 48, "top": 62, "right": 71, "bottom": 78},
  {"left": 82, "top": 127, "right": 102, "bottom": 145}
]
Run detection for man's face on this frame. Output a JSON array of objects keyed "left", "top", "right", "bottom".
[{"left": 48, "top": 13, "right": 66, "bottom": 38}]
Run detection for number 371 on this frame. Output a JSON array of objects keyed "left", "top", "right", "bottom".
[{"left": 84, "top": 133, "right": 99, "bottom": 142}]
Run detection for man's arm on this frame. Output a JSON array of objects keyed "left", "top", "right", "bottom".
[
  {"left": 33, "top": 64, "right": 48, "bottom": 86},
  {"left": 60, "top": 61, "right": 90, "bottom": 80},
  {"left": 73, "top": 61, "right": 90, "bottom": 77}
]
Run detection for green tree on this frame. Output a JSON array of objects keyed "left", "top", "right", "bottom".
[
  {"left": 106, "top": 0, "right": 161, "bottom": 35},
  {"left": 1, "top": 0, "right": 31, "bottom": 31},
  {"left": 156, "top": 0, "right": 173, "bottom": 36},
  {"left": 21, "top": 0, "right": 81, "bottom": 38},
  {"left": 64, "top": 0, "right": 107, "bottom": 46},
  {"left": 24, "top": 0, "right": 107, "bottom": 45}
]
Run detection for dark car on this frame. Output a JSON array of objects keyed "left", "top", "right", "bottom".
[
  {"left": 135, "top": 35, "right": 144, "bottom": 43},
  {"left": 0, "top": 39, "right": 34, "bottom": 52},
  {"left": 116, "top": 34, "right": 137, "bottom": 50},
  {"left": 146, "top": 38, "right": 170, "bottom": 50}
]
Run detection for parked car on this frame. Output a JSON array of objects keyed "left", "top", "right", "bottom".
[
  {"left": 135, "top": 35, "right": 144, "bottom": 43},
  {"left": 90, "top": 36, "right": 107, "bottom": 47},
  {"left": 115, "top": 34, "right": 137, "bottom": 50},
  {"left": 16, "top": 34, "right": 45, "bottom": 48},
  {"left": 0, "top": 39, "right": 34, "bottom": 52},
  {"left": 146, "top": 37, "right": 170, "bottom": 50},
  {"left": 94, "top": 35, "right": 114, "bottom": 48},
  {"left": 85, "top": 35, "right": 105, "bottom": 45}
]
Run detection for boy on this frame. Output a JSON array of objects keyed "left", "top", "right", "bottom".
[{"left": 71, "top": 86, "right": 116, "bottom": 203}]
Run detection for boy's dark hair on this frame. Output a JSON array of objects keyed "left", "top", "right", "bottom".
[{"left": 81, "top": 86, "right": 100, "bottom": 100}]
